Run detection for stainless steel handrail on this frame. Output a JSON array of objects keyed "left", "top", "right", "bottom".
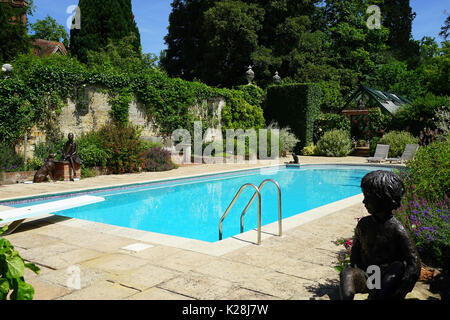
[
  {"left": 219, "top": 183, "right": 262, "bottom": 244},
  {"left": 240, "top": 179, "right": 282, "bottom": 237}
]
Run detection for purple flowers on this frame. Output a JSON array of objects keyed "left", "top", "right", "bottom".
[{"left": 398, "top": 196, "right": 449, "bottom": 245}]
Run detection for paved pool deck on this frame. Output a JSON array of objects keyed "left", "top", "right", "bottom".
[{"left": 0, "top": 156, "right": 440, "bottom": 300}]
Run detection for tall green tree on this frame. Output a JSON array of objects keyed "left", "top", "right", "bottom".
[
  {"left": 319, "top": 0, "right": 390, "bottom": 96},
  {"left": 30, "top": 15, "right": 69, "bottom": 47},
  {"left": 381, "top": 0, "right": 419, "bottom": 66},
  {"left": 69, "top": 0, "right": 141, "bottom": 62},
  {"left": 249, "top": 0, "right": 331, "bottom": 87},
  {"left": 201, "top": 0, "right": 264, "bottom": 87},
  {"left": 0, "top": 0, "right": 33, "bottom": 62},
  {"left": 160, "top": 0, "right": 213, "bottom": 81},
  {"left": 161, "top": 0, "right": 328, "bottom": 88},
  {"left": 440, "top": 14, "right": 450, "bottom": 40}
]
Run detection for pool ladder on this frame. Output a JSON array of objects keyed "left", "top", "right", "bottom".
[{"left": 219, "top": 179, "right": 282, "bottom": 245}]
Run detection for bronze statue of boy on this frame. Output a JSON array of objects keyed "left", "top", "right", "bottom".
[
  {"left": 340, "top": 170, "right": 421, "bottom": 300},
  {"left": 62, "top": 133, "right": 82, "bottom": 180}
]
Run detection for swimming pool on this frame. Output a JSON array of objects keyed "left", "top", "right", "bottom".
[{"left": 1, "top": 165, "right": 392, "bottom": 242}]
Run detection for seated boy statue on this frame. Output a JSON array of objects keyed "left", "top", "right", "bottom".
[
  {"left": 62, "top": 133, "right": 82, "bottom": 180},
  {"left": 340, "top": 170, "right": 421, "bottom": 300}
]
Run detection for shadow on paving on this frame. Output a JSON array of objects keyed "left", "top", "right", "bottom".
[{"left": 304, "top": 279, "right": 341, "bottom": 300}]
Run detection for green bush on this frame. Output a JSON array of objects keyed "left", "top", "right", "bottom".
[
  {"left": 264, "top": 83, "right": 322, "bottom": 151},
  {"left": 236, "top": 85, "right": 265, "bottom": 108},
  {"left": 26, "top": 158, "right": 44, "bottom": 171},
  {"left": 221, "top": 93, "right": 265, "bottom": 130},
  {"left": 77, "top": 132, "right": 109, "bottom": 168},
  {"left": 397, "top": 137, "right": 450, "bottom": 203},
  {"left": 313, "top": 113, "right": 350, "bottom": 143},
  {"left": 395, "top": 137, "right": 450, "bottom": 268},
  {"left": 0, "top": 144, "right": 24, "bottom": 172},
  {"left": 367, "top": 107, "right": 391, "bottom": 139},
  {"left": 369, "top": 136, "right": 381, "bottom": 156},
  {"left": 379, "top": 131, "right": 418, "bottom": 158},
  {"left": 0, "top": 79, "right": 34, "bottom": 145},
  {"left": 316, "top": 129, "right": 352, "bottom": 157},
  {"left": 266, "top": 122, "right": 299, "bottom": 155},
  {"left": 390, "top": 94, "right": 449, "bottom": 136},
  {"left": 302, "top": 143, "right": 317, "bottom": 156},
  {"left": 33, "top": 139, "right": 65, "bottom": 162}
]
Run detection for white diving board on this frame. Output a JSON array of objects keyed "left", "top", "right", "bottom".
[{"left": 0, "top": 195, "right": 105, "bottom": 235}]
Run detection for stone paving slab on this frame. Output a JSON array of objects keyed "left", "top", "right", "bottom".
[
  {"left": 127, "top": 287, "right": 194, "bottom": 300},
  {"left": 158, "top": 272, "right": 242, "bottom": 300},
  {"left": 57, "top": 280, "right": 139, "bottom": 300},
  {"left": 80, "top": 253, "right": 150, "bottom": 274},
  {"left": 111, "top": 264, "right": 181, "bottom": 291}
]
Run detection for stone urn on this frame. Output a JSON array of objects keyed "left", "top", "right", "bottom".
[
  {"left": 246, "top": 66, "right": 254, "bottom": 85},
  {"left": 273, "top": 71, "right": 281, "bottom": 84}
]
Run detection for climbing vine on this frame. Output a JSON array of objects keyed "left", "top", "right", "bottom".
[{"left": 0, "top": 53, "right": 265, "bottom": 145}]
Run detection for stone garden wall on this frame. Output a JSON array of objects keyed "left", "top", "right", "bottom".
[{"left": 20, "top": 87, "right": 225, "bottom": 159}]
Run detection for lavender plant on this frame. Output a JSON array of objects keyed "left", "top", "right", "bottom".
[{"left": 395, "top": 195, "right": 450, "bottom": 268}]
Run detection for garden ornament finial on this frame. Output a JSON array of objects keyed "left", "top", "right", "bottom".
[{"left": 246, "top": 65, "right": 254, "bottom": 85}]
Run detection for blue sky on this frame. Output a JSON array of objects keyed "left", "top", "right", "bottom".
[{"left": 28, "top": 0, "right": 449, "bottom": 55}]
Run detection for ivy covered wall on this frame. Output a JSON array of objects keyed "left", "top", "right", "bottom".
[{"left": 0, "top": 54, "right": 265, "bottom": 152}]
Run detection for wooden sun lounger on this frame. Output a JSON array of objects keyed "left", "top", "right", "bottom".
[{"left": 0, "top": 195, "right": 105, "bottom": 236}]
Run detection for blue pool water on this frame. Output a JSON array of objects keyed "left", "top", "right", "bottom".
[{"left": 3, "top": 165, "right": 391, "bottom": 242}]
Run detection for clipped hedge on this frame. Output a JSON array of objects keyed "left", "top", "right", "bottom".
[{"left": 264, "top": 83, "right": 322, "bottom": 151}]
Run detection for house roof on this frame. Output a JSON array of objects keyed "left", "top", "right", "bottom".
[
  {"left": 344, "top": 84, "right": 412, "bottom": 114},
  {"left": 31, "top": 39, "right": 67, "bottom": 57}
]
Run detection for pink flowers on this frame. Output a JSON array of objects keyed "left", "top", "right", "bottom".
[{"left": 344, "top": 238, "right": 353, "bottom": 250}]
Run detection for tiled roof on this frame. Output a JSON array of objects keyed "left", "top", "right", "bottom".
[{"left": 31, "top": 39, "right": 68, "bottom": 57}]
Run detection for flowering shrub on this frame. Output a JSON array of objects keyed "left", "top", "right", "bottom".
[
  {"left": 332, "top": 237, "right": 353, "bottom": 273},
  {"left": 397, "top": 138, "right": 449, "bottom": 203},
  {"left": 143, "top": 147, "right": 177, "bottom": 172},
  {"left": 99, "top": 123, "right": 147, "bottom": 174},
  {"left": 395, "top": 195, "right": 450, "bottom": 268},
  {"left": 332, "top": 217, "right": 363, "bottom": 273},
  {"left": 301, "top": 143, "right": 317, "bottom": 156}
]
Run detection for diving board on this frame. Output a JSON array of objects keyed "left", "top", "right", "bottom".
[{"left": 0, "top": 195, "right": 105, "bottom": 235}]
